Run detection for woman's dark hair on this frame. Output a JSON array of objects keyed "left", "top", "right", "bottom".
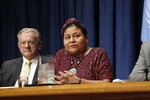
[{"left": 61, "top": 18, "right": 88, "bottom": 38}]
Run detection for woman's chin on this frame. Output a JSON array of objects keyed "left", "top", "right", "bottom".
[{"left": 68, "top": 51, "right": 78, "bottom": 56}]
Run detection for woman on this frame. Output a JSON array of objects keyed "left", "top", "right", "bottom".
[{"left": 54, "top": 18, "right": 114, "bottom": 84}]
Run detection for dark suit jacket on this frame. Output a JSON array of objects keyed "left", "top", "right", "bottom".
[{"left": 0, "top": 56, "right": 51, "bottom": 87}]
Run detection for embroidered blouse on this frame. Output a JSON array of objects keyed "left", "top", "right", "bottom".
[{"left": 54, "top": 48, "right": 114, "bottom": 81}]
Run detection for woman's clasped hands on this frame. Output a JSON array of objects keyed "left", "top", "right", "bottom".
[{"left": 55, "top": 71, "right": 81, "bottom": 84}]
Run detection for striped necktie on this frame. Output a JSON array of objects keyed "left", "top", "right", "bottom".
[
  {"left": 15, "top": 60, "right": 32, "bottom": 87},
  {"left": 20, "top": 60, "right": 32, "bottom": 79}
]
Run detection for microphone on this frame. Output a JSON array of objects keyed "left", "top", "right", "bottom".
[
  {"left": 144, "top": 67, "right": 149, "bottom": 81},
  {"left": 0, "top": 70, "right": 4, "bottom": 74}
]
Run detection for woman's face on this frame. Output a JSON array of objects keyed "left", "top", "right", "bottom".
[{"left": 63, "top": 25, "right": 88, "bottom": 56}]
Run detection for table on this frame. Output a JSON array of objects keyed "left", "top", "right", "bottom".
[{"left": 0, "top": 81, "right": 150, "bottom": 100}]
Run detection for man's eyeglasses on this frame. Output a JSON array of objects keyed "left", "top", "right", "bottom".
[{"left": 19, "top": 41, "right": 38, "bottom": 46}]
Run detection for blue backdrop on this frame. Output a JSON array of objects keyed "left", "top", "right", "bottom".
[{"left": 0, "top": 0, "right": 143, "bottom": 79}]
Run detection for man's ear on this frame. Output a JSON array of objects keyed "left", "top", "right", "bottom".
[
  {"left": 39, "top": 41, "right": 43, "bottom": 50},
  {"left": 17, "top": 43, "right": 21, "bottom": 49}
]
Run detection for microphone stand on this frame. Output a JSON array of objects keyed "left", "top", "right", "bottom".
[{"left": 145, "top": 66, "right": 149, "bottom": 81}]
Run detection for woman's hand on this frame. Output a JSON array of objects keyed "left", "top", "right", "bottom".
[{"left": 54, "top": 71, "right": 80, "bottom": 84}]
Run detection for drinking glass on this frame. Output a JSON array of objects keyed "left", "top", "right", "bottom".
[
  {"left": 18, "top": 76, "right": 28, "bottom": 87},
  {"left": 38, "top": 62, "right": 54, "bottom": 84}
]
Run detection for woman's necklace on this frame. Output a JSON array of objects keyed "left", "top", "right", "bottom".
[
  {"left": 68, "top": 47, "right": 90, "bottom": 74},
  {"left": 69, "top": 56, "right": 83, "bottom": 75}
]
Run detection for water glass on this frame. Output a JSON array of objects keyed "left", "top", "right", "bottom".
[{"left": 38, "top": 62, "right": 54, "bottom": 84}]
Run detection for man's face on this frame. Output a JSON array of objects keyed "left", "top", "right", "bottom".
[{"left": 18, "top": 32, "right": 42, "bottom": 60}]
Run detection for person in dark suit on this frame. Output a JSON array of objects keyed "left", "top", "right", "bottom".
[
  {"left": 0, "top": 28, "right": 51, "bottom": 87},
  {"left": 128, "top": 41, "right": 150, "bottom": 81}
]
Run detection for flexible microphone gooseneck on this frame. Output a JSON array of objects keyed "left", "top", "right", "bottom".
[{"left": 145, "top": 67, "right": 149, "bottom": 81}]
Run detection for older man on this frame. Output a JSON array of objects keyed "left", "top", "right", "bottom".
[{"left": 0, "top": 28, "right": 51, "bottom": 87}]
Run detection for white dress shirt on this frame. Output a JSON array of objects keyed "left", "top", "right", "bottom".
[{"left": 22, "top": 55, "right": 41, "bottom": 84}]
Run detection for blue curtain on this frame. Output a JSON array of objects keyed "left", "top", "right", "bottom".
[{"left": 0, "top": 0, "right": 143, "bottom": 79}]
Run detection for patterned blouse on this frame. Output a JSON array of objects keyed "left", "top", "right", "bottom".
[{"left": 54, "top": 48, "right": 114, "bottom": 81}]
